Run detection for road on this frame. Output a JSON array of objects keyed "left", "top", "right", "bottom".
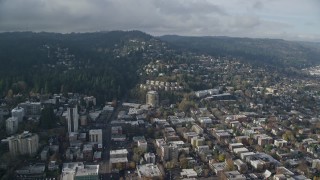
[{"left": 100, "top": 102, "right": 123, "bottom": 179}]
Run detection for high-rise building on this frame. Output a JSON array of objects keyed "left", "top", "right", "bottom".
[
  {"left": 11, "top": 107, "right": 25, "bottom": 122},
  {"left": 7, "top": 131, "right": 39, "bottom": 157},
  {"left": 67, "top": 106, "right": 79, "bottom": 133},
  {"left": 146, "top": 91, "right": 159, "bottom": 107},
  {"left": 6, "top": 117, "right": 19, "bottom": 135}
]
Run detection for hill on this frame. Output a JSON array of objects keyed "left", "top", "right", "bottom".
[
  {"left": 0, "top": 31, "right": 165, "bottom": 102},
  {"left": 1, "top": 31, "right": 320, "bottom": 103},
  {"left": 159, "top": 35, "right": 320, "bottom": 68}
]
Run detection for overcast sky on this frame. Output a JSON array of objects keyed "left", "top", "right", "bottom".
[{"left": 0, "top": 0, "right": 319, "bottom": 41}]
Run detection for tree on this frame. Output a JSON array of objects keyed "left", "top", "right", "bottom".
[
  {"left": 39, "top": 106, "right": 57, "bottom": 129},
  {"left": 225, "top": 158, "right": 235, "bottom": 171},
  {"left": 132, "top": 147, "right": 144, "bottom": 163},
  {"left": 180, "top": 158, "right": 189, "bottom": 169},
  {"left": 282, "top": 130, "right": 296, "bottom": 142},
  {"left": 128, "top": 161, "right": 136, "bottom": 169},
  {"left": 115, "top": 162, "right": 124, "bottom": 170},
  {"left": 218, "top": 154, "right": 225, "bottom": 162},
  {"left": 178, "top": 99, "right": 196, "bottom": 113}
]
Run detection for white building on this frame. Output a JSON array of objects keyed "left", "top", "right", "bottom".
[
  {"left": 61, "top": 162, "right": 99, "bottom": 180},
  {"left": 6, "top": 117, "right": 19, "bottom": 135},
  {"left": 89, "top": 129, "right": 103, "bottom": 144},
  {"left": 67, "top": 106, "right": 79, "bottom": 133},
  {"left": 11, "top": 107, "right": 25, "bottom": 122}
]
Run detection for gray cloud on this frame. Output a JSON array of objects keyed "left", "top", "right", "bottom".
[
  {"left": 0, "top": 0, "right": 318, "bottom": 41},
  {"left": 253, "top": 1, "right": 263, "bottom": 9}
]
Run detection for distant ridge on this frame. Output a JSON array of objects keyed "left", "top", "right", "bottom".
[{"left": 159, "top": 35, "right": 320, "bottom": 68}]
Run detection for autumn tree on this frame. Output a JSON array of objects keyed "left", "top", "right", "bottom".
[{"left": 225, "top": 158, "right": 235, "bottom": 171}]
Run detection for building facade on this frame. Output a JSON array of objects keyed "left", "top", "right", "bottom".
[
  {"left": 67, "top": 106, "right": 79, "bottom": 133},
  {"left": 8, "top": 131, "right": 39, "bottom": 157}
]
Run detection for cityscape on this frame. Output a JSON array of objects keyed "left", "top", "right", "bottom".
[
  {"left": 0, "top": 0, "right": 320, "bottom": 180},
  {"left": 0, "top": 40, "right": 320, "bottom": 179}
]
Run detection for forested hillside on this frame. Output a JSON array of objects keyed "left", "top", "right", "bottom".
[
  {"left": 1, "top": 31, "right": 319, "bottom": 103},
  {"left": 0, "top": 31, "right": 161, "bottom": 102},
  {"left": 160, "top": 35, "right": 320, "bottom": 68}
]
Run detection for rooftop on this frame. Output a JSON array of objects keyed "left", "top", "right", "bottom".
[
  {"left": 75, "top": 165, "right": 99, "bottom": 177},
  {"left": 89, "top": 129, "right": 102, "bottom": 134},
  {"left": 110, "top": 149, "right": 128, "bottom": 155},
  {"left": 137, "top": 163, "right": 162, "bottom": 178}
]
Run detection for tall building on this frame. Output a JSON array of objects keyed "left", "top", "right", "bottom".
[
  {"left": 146, "top": 91, "right": 159, "bottom": 107},
  {"left": 6, "top": 117, "right": 19, "bottom": 135},
  {"left": 11, "top": 107, "right": 25, "bottom": 122},
  {"left": 89, "top": 129, "right": 103, "bottom": 144},
  {"left": 7, "top": 131, "right": 39, "bottom": 157},
  {"left": 67, "top": 106, "right": 79, "bottom": 133}
]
